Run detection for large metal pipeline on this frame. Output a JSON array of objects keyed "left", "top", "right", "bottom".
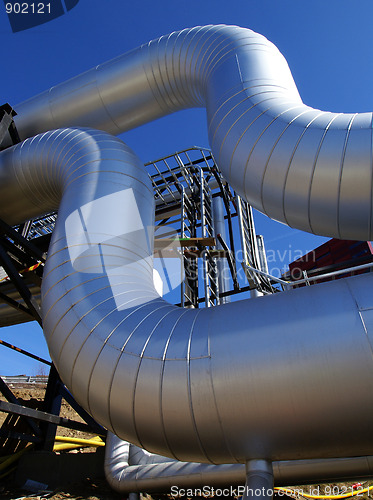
[
  {"left": 0, "top": 24, "right": 373, "bottom": 473},
  {"left": 1, "top": 127, "right": 373, "bottom": 467},
  {"left": 14, "top": 25, "right": 373, "bottom": 241}
]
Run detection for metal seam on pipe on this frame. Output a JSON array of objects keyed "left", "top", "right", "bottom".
[
  {"left": 336, "top": 113, "right": 357, "bottom": 239},
  {"left": 281, "top": 110, "right": 326, "bottom": 228}
]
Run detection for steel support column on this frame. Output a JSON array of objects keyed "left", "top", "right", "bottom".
[{"left": 243, "top": 460, "right": 274, "bottom": 500}]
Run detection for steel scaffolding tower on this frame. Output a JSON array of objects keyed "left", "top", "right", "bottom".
[{"left": 145, "top": 146, "right": 272, "bottom": 307}]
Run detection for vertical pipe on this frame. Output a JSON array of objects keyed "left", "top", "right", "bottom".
[
  {"left": 243, "top": 460, "right": 274, "bottom": 500},
  {"left": 212, "top": 196, "right": 231, "bottom": 303},
  {"left": 129, "top": 494, "right": 140, "bottom": 500}
]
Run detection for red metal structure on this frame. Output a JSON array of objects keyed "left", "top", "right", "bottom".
[{"left": 288, "top": 239, "right": 373, "bottom": 285}]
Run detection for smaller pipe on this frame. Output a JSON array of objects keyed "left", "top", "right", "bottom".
[
  {"left": 104, "top": 434, "right": 373, "bottom": 495},
  {"left": 104, "top": 433, "right": 246, "bottom": 494},
  {"left": 54, "top": 436, "right": 104, "bottom": 447},
  {"left": 243, "top": 460, "right": 273, "bottom": 500}
]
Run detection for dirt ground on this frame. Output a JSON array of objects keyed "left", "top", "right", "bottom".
[
  {"left": 0, "top": 385, "right": 95, "bottom": 440},
  {"left": 0, "top": 385, "right": 125, "bottom": 500},
  {"left": 0, "top": 386, "right": 372, "bottom": 500}
]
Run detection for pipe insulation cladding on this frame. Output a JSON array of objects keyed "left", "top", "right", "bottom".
[
  {"left": 1, "top": 128, "right": 373, "bottom": 464},
  {"left": 14, "top": 25, "right": 373, "bottom": 241},
  {"left": 0, "top": 25, "right": 372, "bottom": 463}
]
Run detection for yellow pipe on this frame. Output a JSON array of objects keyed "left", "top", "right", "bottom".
[
  {"left": 0, "top": 445, "right": 32, "bottom": 472},
  {"left": 0, "top": 465, "right": 17, "bottom": 480},
  {"left": 54, "top": 435, "right": 105, "bottom": 447},
  {"left": 0, "top": 439, "right": 371, "bottom": 498},
  {"left": 0, "top": 437, "right": 104, "bottom": 475}
]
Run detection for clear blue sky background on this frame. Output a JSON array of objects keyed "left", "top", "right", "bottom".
[{"left": 0, "top": 0, "right": 372, "bottom": 375}]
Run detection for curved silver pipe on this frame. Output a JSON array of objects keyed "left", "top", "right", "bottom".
[
  {"left": 104, "top": 433, "right": 246, "bottom": 493},
  {"left": 104, "top": 434, "right": 373, "bottom": 494},
  {"left": 1, "top": 128, "right": 373, "bottom": 465},
  {"left": 14, "top": 25, "right": 373, "bottom": 240}
]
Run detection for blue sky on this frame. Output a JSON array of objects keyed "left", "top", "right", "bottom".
[{"left": 0, "top": 0, "right": 372, "bottom": 375}]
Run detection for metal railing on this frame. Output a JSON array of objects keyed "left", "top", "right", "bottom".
[
  {"left": 243, "top": 261, "right": 373, "bottom": 291},
  {"left": 0, "top": 375, "right": 48, "bottom": 385}
]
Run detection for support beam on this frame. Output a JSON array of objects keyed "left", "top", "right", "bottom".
[
  {"left": 38, "top": 364, "right": 62, "bottom": 451},
  {"left": 0, "top": 376, "right": 41, "bottom": 437},
  {"left": 0, "top": 290, "right": 34, "bottom": 317},
  {"left": 58, "top": 384, "right": 105, "bottom": 436},
  {"left": 0, "top": 400, "right": 100, "bottom": 435},
  {"left": 0, "top": 112, "right": 13, "bottom": 147},
  {"left": 0, "top": 428, "right": 41, "bottom": 444},
  {"left": 0, "top": 103, "right": 20, "bottom": 149},
  {"left": 0, "top": 338, "right": 51, "bottom": 365},
  {"left": 0, "top": 218, "right": 45, "bottom": 263},
  {"left": 0, "top": 241, "right": 42, "bottom": 325}
]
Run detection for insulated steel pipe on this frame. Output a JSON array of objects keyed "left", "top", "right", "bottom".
[
  {"left": 1, "top": 24, "right": 373, "bottom": 471},
  {"left": 243, "top": 460, "right": 274, "bottom": 500},
  {"left": 14, "top": 25, "right": 373, "bottom": 240},
  {"left": 104, "top": 434, "right": 373, "bottom": 494},
  {"left": 1, "top": 128, "right": 373, "bottom": 465}
]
